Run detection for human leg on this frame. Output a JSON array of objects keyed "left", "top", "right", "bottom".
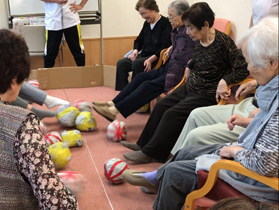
[
  {"left": 44, "top": 29, "right": 63, "bottom": 68},
  {"left": 115, "top": 58, "right": 133, "bottom": 91},
  {"left": 64, "top": 24, "right": 85, "bottom": 66},
  {"left": 11, "top": 97, "right": 57, "bottom": 120},
  {"left": 115, "top": 69, "right": 166, "bottom": 117},
  {"left": 139, "top": 92, "right": 216, "bottom": 162},
  {"left": 131, "top": 55, "right": 155, "bottom": 79},
  {"left": 154, "top": 144, "right": 224, "bottom": 210},
  {"left": 171, "top": 97, "right": 256, "bottom": 154},
  {"left": 136, "top": 86, "right": 187, "bottom": 147},
  {"left": 20, "top": 82, "right": 69, "bottom": 108}
]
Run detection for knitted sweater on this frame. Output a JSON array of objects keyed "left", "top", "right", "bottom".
[{"left": 134, "top": 15, "right": 172, "bottom": 58}]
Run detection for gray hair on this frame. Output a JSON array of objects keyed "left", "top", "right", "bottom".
[
  {"left": 238, "top": 16, "right": 278, "bottom": 68},
  {"left": 168, "top": 0, "right": 189, "bottom": 15}
]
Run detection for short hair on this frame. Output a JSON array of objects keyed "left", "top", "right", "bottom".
[
  {"left": 238, "top": 16, "right": 278, "bottom": 69},
  {"left": 181, "top": 2, "right": 215, "bottom": 30},
  {"left": 135, "top": 0, "right": 159, "bottom": 12},
  {"left": 0, "top": 29, "right": 30, "bottom": 94},
  {"left": 168, "top": 0, "right": 190, "bottom": 16}
]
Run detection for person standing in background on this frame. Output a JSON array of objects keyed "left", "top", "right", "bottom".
[
  {"left": 250, "top": 0, "right": 278, "bottom": 27},
  {"left": 41, "top": 0, "right": 88, "bottom": 68}
]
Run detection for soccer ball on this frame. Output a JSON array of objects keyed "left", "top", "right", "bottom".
[
  {"left": 104, "top": 158, "right": 128, "bottom": 184},
  {"left": 107, "top": 120, "right": 127, "bottom": 142},
  {"left": 61, "top": 130, "right": 84, "bottom": 147},
  {"left": 57, "top": 107, "right": 80, "bottom": 127},
  {"left": 39, "top": 121, "right": 47, "bottom": 136},
  {"left": 27, "top": 79, "right": 40, "bottom": 89},
  {"left": 48, "top": 142, "right": 71, "bottom": 170},
  {"left": 58, "top": 171, "right": 85, "bottom": 194},
  {"left": 45, "top": 131, "right": 62, "bottom": 147},
  {"left": 75, "top": 111, "right": 96, "bottom": 132},
  {"left": 73, "top": 100, "right": 92, "bottom": 112}
]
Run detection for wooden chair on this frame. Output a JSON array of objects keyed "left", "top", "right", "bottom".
[{"left": 184, "top": 159, "right": 279, "bottom": 210}]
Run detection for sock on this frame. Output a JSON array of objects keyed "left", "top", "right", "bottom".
[
  {"left": 44, "top": 95, "right": 69, "bottom": 109},
  {"left": 31, "top": 107, "right": 57, "bottom": 120},
  {"left": 142, "top": 170, "right": 160, "bottom": 186}
]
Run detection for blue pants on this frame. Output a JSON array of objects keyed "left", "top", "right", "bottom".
[{"left": 112, "top": 64, "right": 168, "bottom": 118}]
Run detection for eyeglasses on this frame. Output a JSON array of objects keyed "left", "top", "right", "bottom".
[{"left": 167, "top": 15, "right": 178, "bottom": 20}]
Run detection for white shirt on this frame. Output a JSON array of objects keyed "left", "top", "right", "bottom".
[
  {"left": 44, "top": 0, "right": 80, "bottom": 31},
  {"left": 252, "top": 0, "right": 278, "bottom": 25}
]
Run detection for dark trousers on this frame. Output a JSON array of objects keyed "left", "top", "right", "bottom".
[
  {"left": 113, "top": 64, "right": 168, "bottom": 118},
  {"left": 138, "top": 85, "right": 217, "bottom": 162},
  {"left": 44, "top": 25, "right": 85, "bottom": 68},
  {"left": 115, "top": 55, "right": 157, "bottom": 91}
]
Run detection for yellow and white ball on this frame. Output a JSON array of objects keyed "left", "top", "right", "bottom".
[
  {"left": 48, "top": 142, "right": 71, "bottom": 170},
  {"left": 61, "top": 130, "right": 83, "bottom": 147},
  {"left": 57, "top": 107, "right": 80, "bottom": 127},
  {"left": 75, "top": 111, "right": 96, "bottom": 132}
]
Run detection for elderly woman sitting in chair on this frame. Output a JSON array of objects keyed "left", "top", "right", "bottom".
[{"left": 123, "top": 16, "right": 279, "bottom": 210}]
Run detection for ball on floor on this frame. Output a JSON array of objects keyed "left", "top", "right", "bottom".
[
  {"left": 73, "top": 100, "right": 92, "bottom": 112},
  {"left": 39, "top": 121, "right": 47, "bottom": 136},
  {"left": 57, "top": 106, "right": 80, "bottom": 127},
  {"left": 58, "top": 171, "right": 85, "bottom": 194},
  {"left": 45, "top": 131, "right": 62, "bottom": 147},
  {"left": 48, "top": 142, "right": 71, "bottom": 170},
  {"left": 75, "top": 111, "right": 96, "bottom": 132},
  {"left": 27, "top": 79, "right": 40, "bottom": 89},
  {"left": 104, "top": 158, "right": 128, "bottom": 184},
  {"left": 61, "top": 130, "right": 84, "bottom": 147},
  {"left": 107, "top": 120, "right": 127, "bottom": 142}
]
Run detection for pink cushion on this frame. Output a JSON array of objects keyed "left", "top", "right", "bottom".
[{"left": 213, "top": 18, "right": 229, "bottom": 33}]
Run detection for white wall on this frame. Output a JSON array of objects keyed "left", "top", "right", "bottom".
[{"left": 1, "top": 0, "right": 252, "bottom": 41}]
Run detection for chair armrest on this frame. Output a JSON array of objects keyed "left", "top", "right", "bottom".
[
  {"left": 152, "top": 48, "right": 168, "bottom": 70},
  {"left": 184, "top": 159, "right": 279, "bottom": 210},
  {"left": 218, "top": 78, "right": 256, "bottom": 105}
]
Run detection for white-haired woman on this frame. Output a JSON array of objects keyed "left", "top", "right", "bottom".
[{"left": 123, "top": 16, "right": 278, "bottom": 210}]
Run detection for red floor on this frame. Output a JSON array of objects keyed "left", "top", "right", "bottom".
[{"left": 35, "top": 86, "right": 163, "bottom": 210}]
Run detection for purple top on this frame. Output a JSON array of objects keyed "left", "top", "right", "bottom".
[{"left": 164, "top": 25, "right": 195, "bottom": 91}]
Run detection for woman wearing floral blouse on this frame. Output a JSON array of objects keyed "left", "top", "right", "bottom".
[{"left": 0, "top": 29, "right": 78, "bottom": 209}]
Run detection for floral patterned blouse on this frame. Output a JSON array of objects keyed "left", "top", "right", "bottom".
[{"left": 14, "top": 114, "right": 79, "bottom": 209}]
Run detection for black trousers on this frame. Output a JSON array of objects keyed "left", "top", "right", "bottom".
[
  {"left": 44, "top": 25, "right": 85, "bottom": 68},
  {"left": 138, "top": 85, "right": 217, "bottom": 162},
  {"left": 115, "top": 55, "right": 157, "bottom": 91},
  {"left": 112, "top": 63, "right": 168, "bottom": 118}
]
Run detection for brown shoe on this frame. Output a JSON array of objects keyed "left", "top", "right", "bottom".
[
  {"left": 93, "top": 105, "right": 116, "bottom": 122},
  {"left": 92, "top": 101, "right": 108, "bottom": 106},
  {"left": 123, "top": 169, "right": 158, "bottom": 193},
  {"left": 120, "top": 141, "right": 142, "bottom": 151},
  {"left": 123, "top": 150, "right": 152, "bottom": 163}
]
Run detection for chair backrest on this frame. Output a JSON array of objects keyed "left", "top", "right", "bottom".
[
  {"left": 21, "top": 25, "right": 45, "bottom": 56},
  {"left": 213, "top": 18, "right": 231, "bottom": 35}
]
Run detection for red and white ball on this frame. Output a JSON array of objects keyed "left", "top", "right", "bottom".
[
  {"left": 27, "top": 79, "right": 40, "bottom": 89},
  {"left": 39, "top": 121, "right": 47, "bottom": 136},
  {"left": 73, "top": 100, "right": 92, "bottom": 112},
  {"left": 104, "top": 158, "right": 128, "bottom": 184},
  {"left": 58, "top": 171, "right": 85, "bottom": 194},
  {"left": 107, "top": 120, "right": 127, "bottom": 142},
  {"left": 45, "top": 131, "right": 62, "bottom": 147}
]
